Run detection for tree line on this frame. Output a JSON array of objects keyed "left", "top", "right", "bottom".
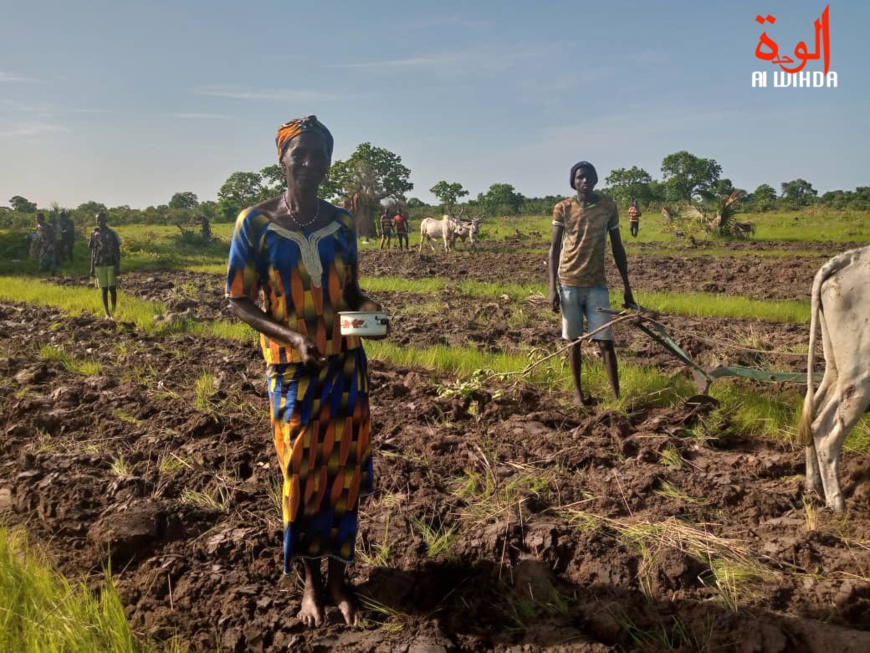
[{"left": 3, "top": 145, "right": 868, "bottom": 232}]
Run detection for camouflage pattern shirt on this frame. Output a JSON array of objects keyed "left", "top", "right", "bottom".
[{"left": 89, "top": 227, "right": 121, "bottom": 268}]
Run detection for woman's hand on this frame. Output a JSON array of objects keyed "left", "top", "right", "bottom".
[
  {"left": 357, "top": 298, "right": 390, "bottom": 340},
  {"left": 297, "top": 337, "right": 327, "bottom": 370},
  {"left": 357, "top": 298, "right": 382, "bottom": 312}
]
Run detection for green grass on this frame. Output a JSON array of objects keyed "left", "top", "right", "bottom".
[
  {"left": 38, "top": 344, "right": 103, "bottom": 375},
  {"left": 0, "top": 277, "right": 165, "bottom": 332},
  {"left": 0, "top": 525, "right": 163, "bottom": 653},
  {"left": 362, "top": 276, "right": 811, "bottom": 323}
]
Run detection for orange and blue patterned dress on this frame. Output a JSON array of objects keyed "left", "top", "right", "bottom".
[{"left": 226, "top": 206, "right": 373, "bottom": 568}]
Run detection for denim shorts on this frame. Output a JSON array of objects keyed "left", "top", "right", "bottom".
[{"left": 559, "top": 285, "right": 613, "bottom": 341}]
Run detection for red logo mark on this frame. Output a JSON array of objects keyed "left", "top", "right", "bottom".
[{"left": 755, "top": 5, "right": 830, "bottom": 74}]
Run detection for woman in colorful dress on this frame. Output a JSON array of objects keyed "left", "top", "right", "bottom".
[{"left": 226, "top": 116, "right": 385, "bottom": 627}]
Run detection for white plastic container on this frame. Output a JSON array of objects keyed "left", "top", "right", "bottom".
[{"left": 338, "top": 311, "right": 389, "bottom": 337}]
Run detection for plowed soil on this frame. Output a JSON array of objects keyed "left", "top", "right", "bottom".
[{"left": 2, "top": 242, "right": 869, "bottom": 653}]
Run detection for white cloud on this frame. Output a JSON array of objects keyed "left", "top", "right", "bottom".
[
  {"left": 194, "top": 86, "right": 336, "bottom": 102},
  {"left": 399, "top": 14, "right": 489, "bottom": 30},
  {"left": 325, "top": 56, "right": 451, "bottom": 70},
  {"left": 325, "top": 43, "right": 561, "bottom": 80},
  {"left": 0, "top": 122, "right": 66, "bottom": 138},
  {"left": 0, "top": 71, "right": 38, "bottom": 83},
  {"left": 163, "top": 112, "right": 231, "bottom": 120}
]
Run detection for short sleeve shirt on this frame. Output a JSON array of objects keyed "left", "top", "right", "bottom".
[
  {"left": 552, "top": 195, "right": 619, "bottom": 288},
  {"left": 89, "top": 228, "right": 121, "bottom": 267}
]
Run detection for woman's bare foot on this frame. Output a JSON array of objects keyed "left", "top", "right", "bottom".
[
  {"left": 298, "top": 560, "right": 324, "bottom": 627},
  {"left": 327, "top": 558, "right": 359, "bottom": 626}
]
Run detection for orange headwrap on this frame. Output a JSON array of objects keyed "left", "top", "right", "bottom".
[{"left": 275, "top": 115, "right": 334, "bottom": 159}]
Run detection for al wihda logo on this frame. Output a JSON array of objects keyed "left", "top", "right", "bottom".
[{"left": 752, "top": 4, "right": 837, "bottom": 87}]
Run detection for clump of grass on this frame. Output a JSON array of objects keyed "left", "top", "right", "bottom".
[
  {"left": 179, "top": 487, "right": 229, "bottom": 513},
  {"left": 110, "top": 456, "right": 132, "bottom": 478},
  {"left": 655, "top": 480, "right": 703, "bottom": 506},
  {"left": 193, "top": 372, "right": 217, "bottom": 411},
  {"left": 658, "top": 445, "right": 684, "bottom": 469},
  {"left": 38, "top": 344, "right": 102, "bottom": 376},
  {"left": 410, "top": 516, "right": 460, "bottom": 561},
  {"left": 358, "top": 514, "right": 393, "bottom": 568},
  {"left": 568, "top": 512, "right": 775, "bottom": 610},
  {"left": 502, "top": 586, "right": 571, "bottom": 632},
  {"left": 357, "top": 595, "right": 409, "bottom": 634},
  {"left": 0, "top": 525, "right": 158, "bottom": 652},
  {"left": 267, "top": 479, "right": 285, "bottom": 523}
]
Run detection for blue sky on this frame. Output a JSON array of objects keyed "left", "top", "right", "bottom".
[{"left": 1, "top": 0, "right": 866, "bottom": 209}]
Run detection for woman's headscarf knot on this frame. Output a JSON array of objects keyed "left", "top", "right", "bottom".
[{"left": 276, "top": 115, "right": 334, "bottom": 159}]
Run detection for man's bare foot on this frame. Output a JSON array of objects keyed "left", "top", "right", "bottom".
[
  {"left": 328, "top": 578, "right": 358, "bottom": 626},
  {"left": 298, "top": 582, "right": 324, "bottom": 627}
]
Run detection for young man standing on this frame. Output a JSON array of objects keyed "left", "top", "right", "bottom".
[
  {"left": 393, "top": 210, "right": 409, "bottom": 251},
  {"left": 34, "top": 213, "right": 59, "bottom": 275},
  {"left": 549, "top": 161, "right": 635, "bottom": 406},
  {"left": 379, "top": 209, "right": 394, "bottom": 250},
  {"left": 89, "top": 211, "right": 122, "bottom": 319},
  {"left": 628, "top": 200, "right": 641, "bottom": 238}
]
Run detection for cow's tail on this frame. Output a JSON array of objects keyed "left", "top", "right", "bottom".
[{"left": 797, "top": 282, "right": 820, "bottom": 446}]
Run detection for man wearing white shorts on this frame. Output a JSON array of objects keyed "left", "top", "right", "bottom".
[{"left": 548, "top": 161, "right": 635, "bottom": 406}]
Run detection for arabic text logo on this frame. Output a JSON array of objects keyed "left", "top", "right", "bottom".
[{"left": 752, "top": 5, "right": 837, "bottom": 88}]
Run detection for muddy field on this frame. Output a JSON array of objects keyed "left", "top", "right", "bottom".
[{"left": 2, "top": 243, "right": 870, "bottom": 652}]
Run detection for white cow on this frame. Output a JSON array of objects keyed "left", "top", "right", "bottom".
[
  {"left": 798, "top": 245, "right": 870, "bottom": 512},
  {"left": 454, "top": 218, "right": 482, "bottom": 250},
  {"left": 419, "top": 215, "right": 469, "bottom": 252}
]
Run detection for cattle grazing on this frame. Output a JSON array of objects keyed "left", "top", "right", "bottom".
[
  {"left": 419, "top": 214, "right": 467, "bottom": 252},
  {"left": 798, "top": 245, "right": 870, "bottom": 512},
  {"left": 454, "top": 217, "right": 482, "bottom": 250}
]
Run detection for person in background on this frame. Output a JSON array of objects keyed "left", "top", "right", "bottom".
[
  {"left": 200, "top": 216, "right": 212, "bottom": 242},
  {"left": 379, "top": 209, "right": 394, "bottom": 250},
  {"left": 548, "top": 161, "right": 635, "bottom": 406},
  {"left": 34, "top": 213, "right": 58, "bottom": 275},
  {"left": 628, "top": 200, "right": 642, "bottom": 238},
  {"left": 88, "top": 211, "right": 122, "bottom": 319},
  {"left": 393, "top": 209, "right": 409, "bottom": 251},
  {"left": 60, "top": 212, "right": 76, "bottom": 261}
]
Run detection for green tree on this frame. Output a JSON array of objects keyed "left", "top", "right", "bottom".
[
  {"left": 780, "top": 178, "right": 817, "bottom": 209},
  {"left": 604, "top": 166, "right": 654, "bottom": 206},
  {"left": 9, "top": 196, "right": 37, "bottom": 213},
  {"left": 76, "top": 201, "right": 108, "bottom": 216},
  {"left": 429, "top": 181, "right": 469, "bottom": 213},
  {"left": 711, "top": 178, "right": 735, "bottom": 197},
  {"left": 259, "top": 164, "right": 284, "bottom": 201},
  {"left": 477, "top": 183, "right": 524, "bottom": 216},
  {"left": 328, "top": 142, "right": 413, "bottom": 236},
  {"left": 168, "top": 192, "right": 199, "bottom": 210},
  {"left": 751, "top": 183, "right": 777, "bottom": 212},
  {"left": 661, "top": 151, "right": 722, "bottom": 201},
  {"left": 218, "top": 171, "right": 264, "bottom": 220}
]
